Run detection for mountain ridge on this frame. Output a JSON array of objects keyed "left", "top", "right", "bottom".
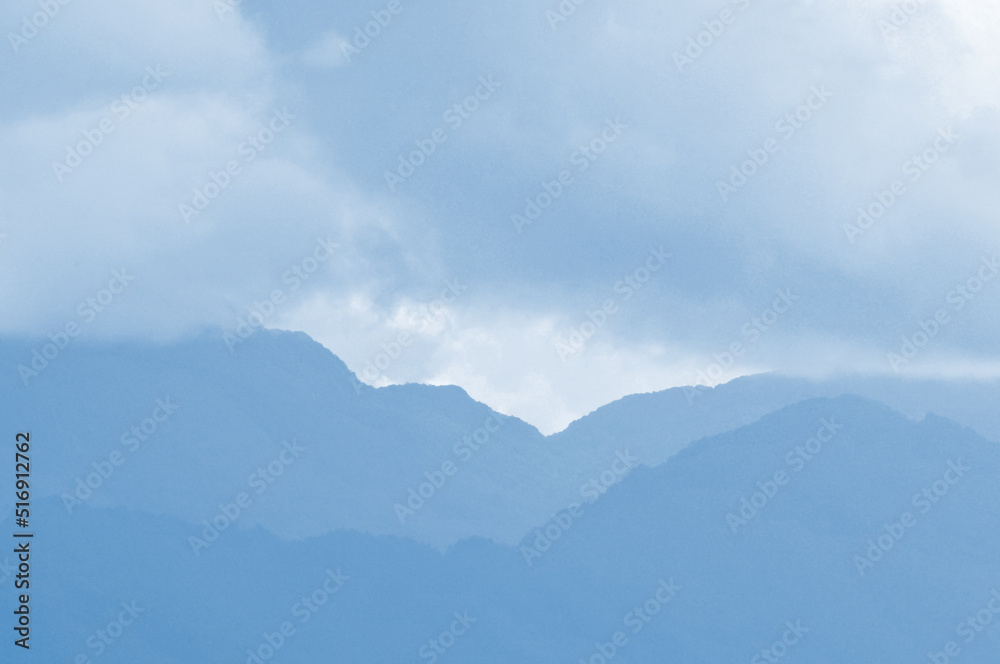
[
  {"left": 8, "top": 393, "right": 999, "bottom": 662},
  {"left": 3, "top": 328, "right": 999, "bottom": 550}
]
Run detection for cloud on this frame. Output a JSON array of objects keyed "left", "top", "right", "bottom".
[
  {"left": 0, "top": 0, "right": 411, "bottom": 341},
  {"left": 2, "top": 0, "right": 1000, "bottom": 430}
]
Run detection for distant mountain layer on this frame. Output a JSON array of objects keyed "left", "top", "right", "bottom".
[
  {"left": 9, "top": 396, "right": 1000, "bottom": 662},
  {"left": 1, "top": 329, "right": 999, "bottom": 549}
]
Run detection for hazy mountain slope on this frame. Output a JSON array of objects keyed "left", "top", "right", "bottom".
[
  {"left": 1, "top": 330, "right": 554, "bottom": 547},
  {"left": 3, "top": 329, "right": 999, "bottom": 550},
  {"left": 10, "top": 396, "right": 1000, "bottom": 663},
  {"left": 553, "top": 372, "right": 1000, "bottom": 468},
  {"left": 536, "top": 396, "right": 1000, "bottom": 661}
]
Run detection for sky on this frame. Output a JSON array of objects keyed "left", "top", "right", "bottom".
[{"left": 1, "top": 0, "right": 998, "bottom": 433}]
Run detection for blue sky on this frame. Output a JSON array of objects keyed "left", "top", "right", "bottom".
[{"left": 1, "top": 0, "right": 998, "bottom": 432}]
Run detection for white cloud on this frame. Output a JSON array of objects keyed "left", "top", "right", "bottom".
[{"left": 3, "top": 0, "right": 1000, "bottom": 427}]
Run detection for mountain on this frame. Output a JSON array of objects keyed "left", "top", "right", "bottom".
[
  {"left": 3, "top": 329, "right": 1000, "bottom": 550},
  {"left": 564, "top": 371, "right": 1000, "bottom": 466},
  {"left": 7, "top": 395, "right": 1000, "bottom": 662}
]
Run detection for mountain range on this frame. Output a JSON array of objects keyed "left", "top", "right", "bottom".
[{"left": 2, "top": 329, "right": 999, "bottom": 662}]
